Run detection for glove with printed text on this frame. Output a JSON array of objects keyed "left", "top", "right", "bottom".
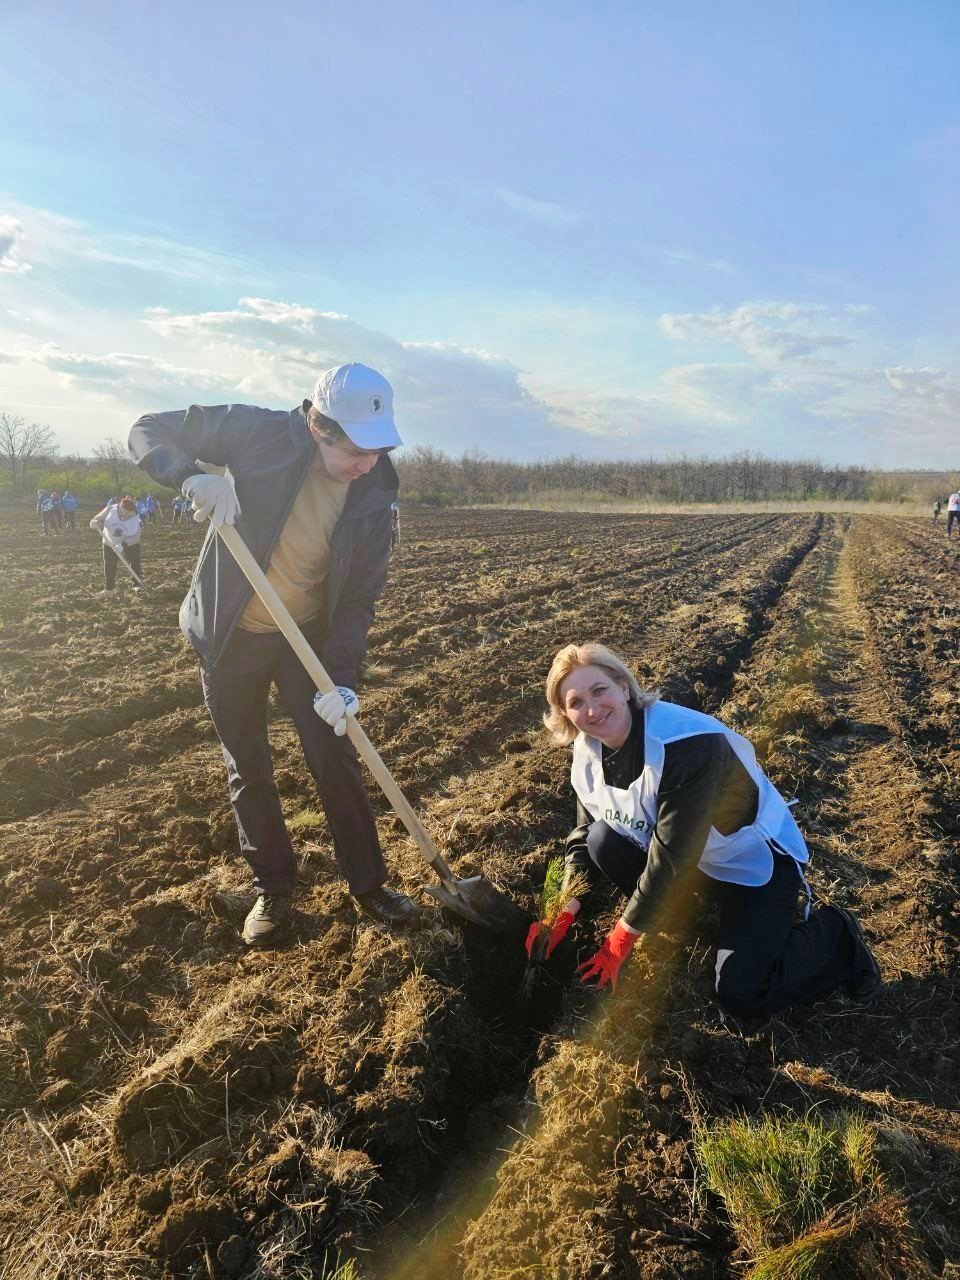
[
  {"left": 313, "top": 686, "right": 360, "bottom": 736},
  {"left": 182, "top": 473, "right": 240, "bottom": 527},
  {"left": 577, "top": 919, "right": 640, "bottom": 992}
]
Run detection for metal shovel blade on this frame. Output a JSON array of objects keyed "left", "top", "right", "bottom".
[{"left": 423, "top": 875, "right": 530, "bottom": 932}]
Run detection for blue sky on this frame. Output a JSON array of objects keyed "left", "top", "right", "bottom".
[{"left": 1, "top": 0, "right": 958, "bottom": 465}]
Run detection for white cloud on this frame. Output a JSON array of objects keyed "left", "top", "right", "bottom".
[
  {"left": 658, "top": 362, "right": 775, "bottom": 423},
  {"left": 144, "top": 297, "right": 371, "bottom": 349},
  {"left": 496, "top": 187, "right": 583, "bottom": 228},
  {"left": 2, "top": 343, "right": 237, "bottom": 400},
  {"left": 142, "top": 297, "right": 574, "bottom": 449},
  {"left": 659, "top": 300, "right": 859, "bottom": 362},
  {"left": 1, "top": 200, "right": 956, "bottom": 466},
  {"left": 660, "top": 247, "right": 736, "bottom": 275},
  {"left": 3, "top": 301, "right": 583, "bottom": 457},
  {"left": 10, "top": 293, "right": 957, "bottom": 465},
  {"left": 883, "top": 365, "right": 960, "bottom": 416},
  {"left": 0, "top": 198, "right": 268, "bottom": 286},
  {"left": 884, "top": 365, "right": 947, "bottom": 397},
  {"left": 0, "top": 216, "right": 31, "bottom": 274}
]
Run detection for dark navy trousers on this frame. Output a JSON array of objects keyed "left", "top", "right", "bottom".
[
  {"left": 201, "top": 623, "right": 387, "bottom": 898},
  {"left": 584, "top": 820, "right": 858, "bottom": 1018},
  {"left": 103, "top": 541, "right": 142, "bottom": 588}
]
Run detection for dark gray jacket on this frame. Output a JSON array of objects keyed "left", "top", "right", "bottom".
[{"left": 128, "top": 402, "right": 398, "bottom": 686}]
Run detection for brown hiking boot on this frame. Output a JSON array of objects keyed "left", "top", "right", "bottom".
[
  {"left": 834, "top": 906, "right": 883, "bottom": 1002},
  {"left": 242, "top": 893, "right": 293, "bottom": 947},
  {"left": 353, "top": 885, "right": 424, "bottom": 929}
]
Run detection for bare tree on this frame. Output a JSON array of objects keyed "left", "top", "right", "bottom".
[
  {"left": 92, "top": 437, "right": 139, "bottom": 494},
  {"left": 0, "top": 413, "right": 59, "bottom": 492}
]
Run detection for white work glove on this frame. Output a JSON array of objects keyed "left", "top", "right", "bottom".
[
  {"left": 182, "top": 473, "right": 240, "bottom": 527},
  {"left": 89, "top": 517, "right": 101, "bottom": 530},
  {"left": 313, "top": 686, "right": 359, "bottom": 736}
]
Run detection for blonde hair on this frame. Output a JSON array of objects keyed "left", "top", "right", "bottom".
[{"left": 543, "top": 642, "right": 659, "bottom": 745}]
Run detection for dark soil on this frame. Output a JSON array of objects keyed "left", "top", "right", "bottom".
[{"left": 1, "top": 508, "right": 957, "bottom": 1279}]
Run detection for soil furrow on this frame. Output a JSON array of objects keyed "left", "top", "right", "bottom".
[{"left": 3, "top": 509, "right": 958, "bottom": 1280}]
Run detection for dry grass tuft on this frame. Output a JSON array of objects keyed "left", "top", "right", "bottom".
[
  {"left": 245, "top": 1221, "right": 360, "bottom": 1280},
  {"left": 694, "top": 1110, "right": 882, "bottom": 1255},
  {"left": 746, "top": 1195, "right": 934, "bottom": 1279},
  {"left": 286, "top": 807, "right": 327, "bottom": 835},
  {"left": 695, "top": 1111, "right": 934, "bottom": 1278},
  {"left": 460, "top": 1039, "right": 634, "bottom": 1278}
]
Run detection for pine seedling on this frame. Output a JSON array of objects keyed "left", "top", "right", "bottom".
[{"left": 527, "top": 856, "right": 590, "bottom": 966}]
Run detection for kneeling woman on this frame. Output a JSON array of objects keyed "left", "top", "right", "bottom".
[{"left": 532, "top": 642, "right": 880, "bottom": 1018}]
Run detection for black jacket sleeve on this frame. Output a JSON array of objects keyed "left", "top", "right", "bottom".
[
  {"left": 128, "top": 405, "right": 265, "bottom": 492},
  {"left": 620, "top": 734, "right": 729, "bottom": 933},
  {"left": 563, "top": 798, "right": 595, "bottom": 882},
  {"left": 321, "top": 505, "right": 393, "bottom": 690}
]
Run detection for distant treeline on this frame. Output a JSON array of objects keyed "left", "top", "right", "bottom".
[
  {"left": 394, "top": 446, "right": 954, "bottom": 507},
  {"left": 0, "top": 423, "right": 954, "bottom": 511},
  {"left": 0, "top": 453, "right": 167, "bottom": 507}
]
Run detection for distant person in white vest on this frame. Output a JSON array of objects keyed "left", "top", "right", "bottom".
[
  {"left": 529, "top": 642, "right": 880, "bottom": 1019},
  {"left": 36, "top": 489, "right": 56, "bottom": 535},
  {"left": 946, "top": 492, "right": 960, "bottom": 537},
  {"left": 90, "top": 495, "right": 144, "bottom": 592}
]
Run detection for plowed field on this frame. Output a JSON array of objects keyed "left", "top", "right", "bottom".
[{"left": 1, "top": 508, "right": 958, "bottom": 1279}]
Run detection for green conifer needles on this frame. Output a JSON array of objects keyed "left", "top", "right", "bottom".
[{"left": 527, "top": 857, "right": 590, "bottom": 966}]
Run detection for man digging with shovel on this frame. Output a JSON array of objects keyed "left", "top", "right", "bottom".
[{"left": 129, "top": 363, "right": 424, "bottom": 945}]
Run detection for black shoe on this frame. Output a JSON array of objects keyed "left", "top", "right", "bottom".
[
  {"left": 354, "top": 885, "right": 424, "bottom": 929},
  {"left": 833, "top": 906, "right": 882, "bottom": 1001},
  {"left": 242, "top": 893, "right": 293, "bottom": 946}
]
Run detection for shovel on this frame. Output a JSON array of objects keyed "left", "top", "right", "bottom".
[
  {"left": 102, "top": 534, "right": 147, "bottom": 591},
  {"left": 216, "top": 522, "right": 529, "bottom": 933}
]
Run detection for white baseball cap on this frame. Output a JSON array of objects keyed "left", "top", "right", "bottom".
[{"left": 310, "top": 363, "right": 402, "bottom": 449}]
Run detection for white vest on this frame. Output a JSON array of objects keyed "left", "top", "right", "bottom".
[
  {"left": 104, "top": 509, "right": 142, "bottom": 545},
  {"left": 570, "top": 700, "right": 808, "bottom": 887}
]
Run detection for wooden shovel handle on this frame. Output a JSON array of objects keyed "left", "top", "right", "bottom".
[
  {"left": 216, "top": 522, "right": 458, "bottom": 885},
  {"left": 102, "top": 533, "right": 146, "bottom": 589}
]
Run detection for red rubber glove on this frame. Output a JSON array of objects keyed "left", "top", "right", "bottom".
[
  {"left": 577, "top": 920, "right": 639, "bottom": 992},
  {"left": 525, "top": 907, "right": 579, "bottom": 960}
]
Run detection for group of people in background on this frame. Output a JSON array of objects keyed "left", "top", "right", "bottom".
[
  {"left": 34, "top": 488, "right": 202, "bottom": 593},
  {"left": 36, "top": 488, "right": 79, "bottom": 533},
  {"left": 136, "top": 493, "right": 162, "bottom": 523},
  {"left": 170, "top": 494, "right": 196, "bottom": 524},
  {"left": 36, "top": 490, "right": 167, "bottom": 531}
]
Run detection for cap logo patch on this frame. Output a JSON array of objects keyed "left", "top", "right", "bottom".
[{"left": 370, "top": 394, "right": 384, "bottom": 414}]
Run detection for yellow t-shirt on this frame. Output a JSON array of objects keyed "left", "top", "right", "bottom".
[{"left": 238, "top": 459, "right": 350, "bottom": 633}]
